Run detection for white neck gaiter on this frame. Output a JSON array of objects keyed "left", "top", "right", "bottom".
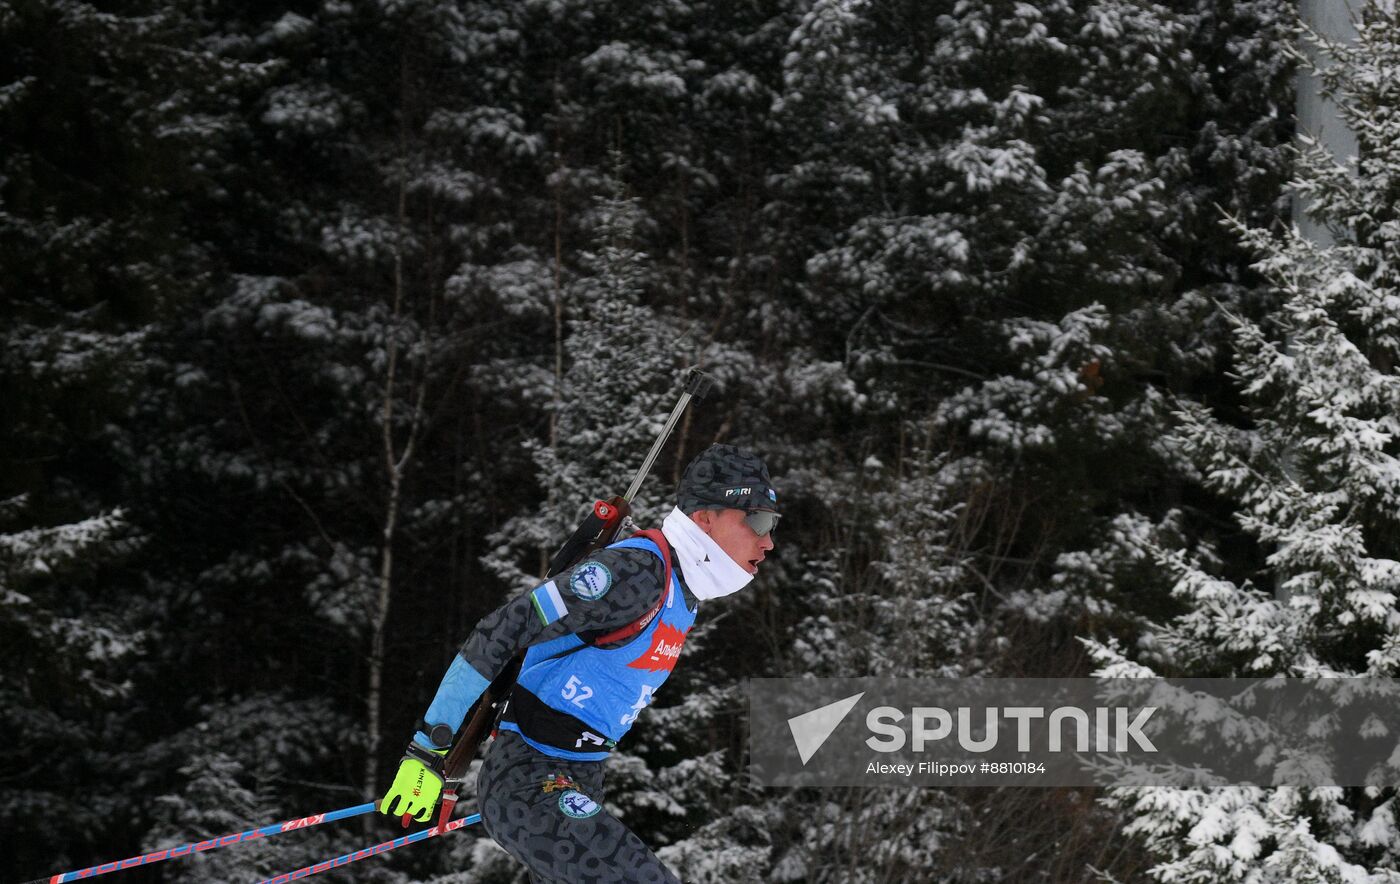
[{"left": 661, "top": 506, "right": 755, "bottom": 601}]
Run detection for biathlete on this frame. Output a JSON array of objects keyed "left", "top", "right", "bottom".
[{"left": 379, "top": 443, "right": 780, "bottom": 883}]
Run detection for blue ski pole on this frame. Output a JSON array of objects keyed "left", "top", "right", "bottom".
[
  {"left": 19, "top": 802, "right": 378, "bottom": 884},
  {"left": 253, "top": 813, "right": 481, "bottom": 883}
]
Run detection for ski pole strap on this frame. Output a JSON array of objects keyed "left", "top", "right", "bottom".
[
  {"left": 403, "top": 741, "right": 448, "bottom": 779},
  {"left": 21, "top": 802, "right": 377, "bottom": 884},
  {"left": 252, "top": 814, "right": 480, "bottom": 884}
]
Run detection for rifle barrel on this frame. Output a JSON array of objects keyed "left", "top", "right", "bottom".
[{"left": 623, "top": 369, "right": 712, "bottom": 503}]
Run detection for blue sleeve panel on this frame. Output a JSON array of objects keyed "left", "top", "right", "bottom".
[{"left": 413, "top": 654, "right": 491, "bottom": 748}]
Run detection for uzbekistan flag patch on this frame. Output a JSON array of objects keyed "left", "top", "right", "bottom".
[{"left": 530, "top": 580, "right": 569, "bottom": 626}]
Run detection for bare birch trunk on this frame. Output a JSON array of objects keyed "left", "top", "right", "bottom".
[{"left": 363, "top": 70, "right": 428, "bottom": 810}]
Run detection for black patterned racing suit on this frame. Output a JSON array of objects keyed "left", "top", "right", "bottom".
[{"left": 462, "top": 540, "right": 692, "bottom": 884}]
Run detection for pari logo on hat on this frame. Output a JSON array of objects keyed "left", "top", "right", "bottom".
[
  {"left": 678, "top": 444, "right": 779, "bottom": 514},
  {"left": 722, "top": 486, "right": 779, "bottom": 504}
]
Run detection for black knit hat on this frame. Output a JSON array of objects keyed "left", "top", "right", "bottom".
[{"left": 677, "top": 444, "right": 779, "bottom": 514}]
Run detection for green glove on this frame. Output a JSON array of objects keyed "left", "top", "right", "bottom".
[{"left": 378, "top": 744, "right": 448, "bottom": 822}]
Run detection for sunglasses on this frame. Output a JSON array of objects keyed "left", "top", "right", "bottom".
[{"left": 743, "top": 510, "right": 780, "bottom": 537}]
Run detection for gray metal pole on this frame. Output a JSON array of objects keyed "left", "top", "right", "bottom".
[
  {"left": 1294, "top": 0, "right": 1360, "bottom": 245},
  {"left": 1276, "top": 1, "right": 1360, "bottom": 603}
]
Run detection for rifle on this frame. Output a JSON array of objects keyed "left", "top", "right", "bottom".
[{"left": 417, "top": 369, "right": 713, "bottom": 830}]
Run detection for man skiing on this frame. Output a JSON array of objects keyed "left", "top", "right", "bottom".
[{"left": 379, "top": 443, "right": 780, "bottom": 883}]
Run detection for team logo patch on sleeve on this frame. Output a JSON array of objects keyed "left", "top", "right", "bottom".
[
  {"left": 568, "top": 562, "right": 613, "bottom": 600},
  {"left": 530, "top": 581, "right": 569, "bottom": 626},
  {"left": 558, "top": 790, "right": 602, "bottom": 819}
]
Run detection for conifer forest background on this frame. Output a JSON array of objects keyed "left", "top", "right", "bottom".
[{"left": 7, "top": 0, "right": 1400, "bottom": 880}]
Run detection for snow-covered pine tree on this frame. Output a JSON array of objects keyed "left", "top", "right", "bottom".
[
  {"left": 733, "top": 1, "right": 1294, "bottom": 879},
  {"left": 749, "top": 424, "right": 978, "bottom": 882},
  {"left": 1088, "top": 3, "right": 1400, "bottom": 878},
  {"left": 0, "top": 499, "right": 138, "bottom": 877},
  {"left": 472, "top": 175, "right": 718, "bottom": 880},
  {"left": 481, "top": 173, "right": 686, "bottom": 590},
  {"left": 0, "top": 0, "right": 1313, "bottom": 880},
  {"left": 105, "top": 2, "right": 533, "bottom": 871},
  {"left": 0, "top": 2, "right": 268, "bottom": 877},
  {"left": 457, "top": 4, "right": 814, "bottom": 874}
]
